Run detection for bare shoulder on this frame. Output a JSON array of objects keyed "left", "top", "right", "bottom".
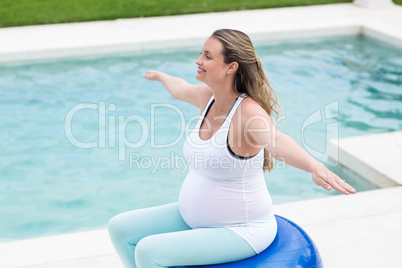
[
  {"left": 240, "top": 97, "right": 269, "bottom": 117},
  {"left": 238, "top": 97, "right": 275, "bottom": 147},
  {"left": 239, "top": 97, "right": 273, "bottom": 125}
]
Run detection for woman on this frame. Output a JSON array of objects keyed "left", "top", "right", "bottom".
[{"left": 108, "top": 29, "right": 356, "bottom": 268}]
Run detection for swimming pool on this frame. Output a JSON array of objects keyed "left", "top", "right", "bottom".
[{"left": 0, "top": 35, "right": 401, "bottom": 242}]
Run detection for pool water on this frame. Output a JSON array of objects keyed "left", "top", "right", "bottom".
[{"left": 0, "top": 35, "right": 401, "bottom": 242}]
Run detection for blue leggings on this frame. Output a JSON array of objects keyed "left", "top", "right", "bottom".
[{"left": 108, "top": 202, "right": 257, "bottom": 268}]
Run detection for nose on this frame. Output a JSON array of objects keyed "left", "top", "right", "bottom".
[{"left": 195, "top": 54, "right": 202, "bottom": 66}]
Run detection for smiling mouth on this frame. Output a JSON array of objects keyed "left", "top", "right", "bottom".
[{"left": 197, "top": 68, "right": 206, "bottom": 73}]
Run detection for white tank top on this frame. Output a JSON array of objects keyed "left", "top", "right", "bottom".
[{"left": 179, "top": 94, "right": 277, "bottom": 254}]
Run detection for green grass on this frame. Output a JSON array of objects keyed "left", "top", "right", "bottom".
[
  {"left": 0, "top": 0, "right": 349, "bottom": 28},
  {"left": 0, "top": 0, "right": 400, "bottom": 28}
]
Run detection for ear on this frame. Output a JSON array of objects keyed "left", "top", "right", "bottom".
[{"left": 227, "top": 62, "right": 239, "bottom": 75}]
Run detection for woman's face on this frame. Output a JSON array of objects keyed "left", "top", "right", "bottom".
[{"left": 195, "top": 37, "right": 228, "bottom": 85}]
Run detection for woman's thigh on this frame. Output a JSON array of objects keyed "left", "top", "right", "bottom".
[
  {"left": 108, "top": 202, "right": 191, "bottom": 268},
  {"left": 109, "top": 202, "right": 191, "bottom": 242},
  {"left": 135, "top": 226, "right": 257, "bottom": 268}
]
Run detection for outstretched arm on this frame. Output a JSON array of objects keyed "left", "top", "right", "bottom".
[
  {"left": 143, "top": 70, "right": 209, "bottom": 108},
  {"left": 245, "top": 106, "right": 356, "bottom": 195},
  {"left": 270, "top": 131, "right": 356, "bottom": 195}
]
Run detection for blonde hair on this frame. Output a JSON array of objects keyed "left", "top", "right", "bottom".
[{"left": 212, "top": 29, "right": 281, "bottom": 172}]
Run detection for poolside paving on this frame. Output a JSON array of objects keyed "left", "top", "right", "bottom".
[
  {"left": 1, "top": 187, "right": 401, "bottom": 268},
  {"left": 1, "top": 3, "right": 402, "bottom": 63},
  {"left": 329, "top": 131, "right": 402, "bottom": 188},
  {"left": 1, "top": 2, "right": 402, "bottom": 268}
]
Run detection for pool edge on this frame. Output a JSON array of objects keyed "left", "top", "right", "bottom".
[
  {"left": 0, "top": 3, "right": 402, "bottom": 64},
  {"left": 328, "top": 131, "right": 402, "bottom": 188}
]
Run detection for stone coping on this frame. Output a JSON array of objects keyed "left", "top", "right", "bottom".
[
  {"left": 328, "top": 131, "right": 402, "bottom": 188},
  {"left": 0, "top": 4, "right": 401, "bottom": 64}
]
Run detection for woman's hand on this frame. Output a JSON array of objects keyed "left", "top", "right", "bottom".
[
  {"left": 311, "top": 162, "right": 356, "bottom": 195},
  {"left": 143, "top": 70, "right": 160, "bottom": 81}
]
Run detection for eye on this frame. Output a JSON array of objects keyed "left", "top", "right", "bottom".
[{"left": 199, "top": 51, "right": 211, "bottom": 59}]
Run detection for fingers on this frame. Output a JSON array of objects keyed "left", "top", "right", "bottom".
[
  {"left": 336, "top": 178, "right": 356, "bottom": 194},
  {"left": 328, "top": 172, "right": 357, "bottom": 195},
  {"left": 143, "top": 70, "right": 158, "bottom": 81},
  {"left": 329, "top": 178, "right": 352, "bottom": 195},
  {"left": 323, "top": 174, "right": 356, "bottom": 195},
  {"left": 142, "top": 71, "right": 151, "bottom": 80}
]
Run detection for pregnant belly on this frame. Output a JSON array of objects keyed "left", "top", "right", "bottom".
[{"left": 178, "top": 171, "right": 272, "bottom": 228}]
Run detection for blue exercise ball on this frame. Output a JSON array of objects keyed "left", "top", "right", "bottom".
[{"left": 172, "top": 215, "right": 323, "bottom": 268}]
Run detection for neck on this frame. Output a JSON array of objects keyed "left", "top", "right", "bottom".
[{"left": 208, "top": 80, "right": 239, "bottom": 115}]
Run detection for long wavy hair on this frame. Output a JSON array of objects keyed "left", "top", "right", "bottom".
[{"left": 212, "top": 29, "right": 281, "bottom": 172}]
